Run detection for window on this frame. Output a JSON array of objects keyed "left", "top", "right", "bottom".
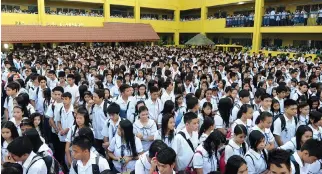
[
  {"left": 57, "top": 8, "right": 62, "bottom": 13},
  {"left": 28, "top": 5, "right": 38, "bottom": 13},
  {"left": 80, "top": 9, "right": 85, "bottom": 14},
  {"left": 63, "top": 8, "right": 68, "bottom": 13},
  {"left": 45, "top": 7, "right": 50, "bottom": 13}
]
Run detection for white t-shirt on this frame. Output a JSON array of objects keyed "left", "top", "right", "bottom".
[
  {"left": 64, "top": 84, "right": 80, "bottom": 104},
  {"left": 193, "top": 144, "right": 218, "bottom": 174}
]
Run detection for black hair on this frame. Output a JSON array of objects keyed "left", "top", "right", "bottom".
[
  {"left": 107, "top": 102, "right": 121, "bottom": 114},
  {"left": 15, "top": 93, "right": 30, "bottom": 118},
  {"left": 72, "top": 135, "right": 92, "bottom": 151},
  {"left": 161, "top": 113, "right": 175, "bottom": 144},
  {"left": 233, "top": 124, "right": 247, "bottom": 154},
  {"left": 218, "top": 97, "right": 234, "bottom": 128},
  {"left": 6, "top": 82, "right": 20, "bottom": 92},
  {"left": 67, "top": 74, "right": 75, "bottom": 80},
  {"left": 256, "top": 111, "right": 273, "bottom": 125},
  {"left": 301, "top": 139, "right": 321, "bottom": 158},
  {"left": 119, "top": 84, "right": 131, "bottom": 93},
  {"left": 15, "top": 79, "right": 25, "bottom": 89},
  {"left": 186, "top": 97, "right": 199, "bottom": 110},
  {"left": 73, "top": 107, "right": 91, "bottom": 138},
  {"left": 239, "top": 89, "right": 250, "bottom": 98},
  {"left": 7, "top": 136, "right": 33, "bottom": 157},
  {"left": 78, "top": 127, "right": 94, "bottom": 144},
  {"left": 138, "top": 105, "right": 148, "bottom": 114},
  {"left": 203, "top": 130, "right": 225, "bottom": 161},
  {"left": 161, "top": 100, "right": 175, "bottom": 114},
  {"left": 79, "top": 85, "right": 88, "bottom": 102},
  {"left": 295, "top": 125, "right": 313, "bottom": 150},
  {"left": 271, "top": 99, "right": 281, "bottom": 116},
  {"left": 137, "top": 84, "right": 148, "bottom": 99},
  {"left": 149, "top": 86, "right": 159, "bottom": 94},
  {"left": 284, "top": 99, "right": 297, "bottom": 108},
  {"left": 37, "top": 75, "right": 47, "bottom": 83},
  {"left": 276, "top": 85, "right": 287, "bottom": 94},
  {"left": 236, "top": 104, "right": 253, "bottom": 119},
  {"left": 156, "top": 147, "right": 176, "bottom": 165},
  {"left": 260, "top": 93, "right": 271, "bottom": 101},
  {"left": 62, "top": 92, "right": 72, "bottom": 99},
  {"left": 309, "top": 111, "right": 322, "bottom": 125},
  {"left": 198, "top": 116, "right": 214, "bottom": 139},
  {"left": 1, "top": 121, "right": 19, "bottom": 146},
  {"left": 94, "top": 89, "right": 105, "bottom": 99},
  {"left": 224, "top": 155, "right": 247, "bottom": 174},
  {"left": 201, "top": 102, "right": 212, "bottom": 118},
  {"left": 22, "top": 128, "right": 43, "bottom": 153},
  {"left": 183, "top": 112, "right": 198, "bottom": 124},
  {"left": 29, "top": 113, "right": 44, "bottom": 137},
  {"left": 52, "top": 86, "right": 64, "bottom": 94},
  {"left": 2, "top": 162, "right": 23, "bottom": 174},
  {"left": 148, "top": 140, "right": 167, "bottom": 158},
  {"left": 119, "top": 120, "right": 138, "bottom": 157}
]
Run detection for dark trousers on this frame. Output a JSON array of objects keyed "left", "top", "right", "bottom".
[{"left": 94, "top": 139, "right": 105, "bottom": 156}]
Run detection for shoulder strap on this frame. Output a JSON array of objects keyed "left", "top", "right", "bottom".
[
  {"left": 103, "top": 100, "right": 109, "bottom": 117},
  {"left": 92, "top": 155, "right": 100, "bottom": 174},
  {"left": 279, "top": 115, "right": 286, "bottom": 132},
  {"left": 245, "top": 154, "right": 255, "bottom": 165},
  {"left": 290, "top": 155, "right": 300, "bottom": 174},
  {"left": 59, "top": 107, "right": 63, "bottom": 121},
  {"left": 72, "top": 160, "right": 78, "bottom": 174},
  {"left": 6, "top": 96, "right": 9, "bottom": 104},
  {"left": 26, "top": 155, "right": 42, "bottom": 174},
  {"left": 178, "top": 131, "right": 195, "bottom": 152},
  {"left": 90, "top": 104, "right": 95, "bottom": 115}
]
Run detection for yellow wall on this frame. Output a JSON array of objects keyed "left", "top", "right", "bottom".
[
  {"left": 44, "top": 15, "right": 104, "bottom": 26},
  {"left": 1, "top": 13, "right": 39, "bottom": 25}
]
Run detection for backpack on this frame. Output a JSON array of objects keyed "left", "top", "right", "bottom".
[
  {"left": 290, "top": 154, "right": 300, "bottom": 174},
  {"left": 90, "top": 99, "right": 110, "bottom": 117},
  {"left": 72, "top": 155, "right": 107, "bottom": 174},
  {"left": 177, "top": 131, "right": 198, "bottom": 174},
  {"left": 219, "top": 143, "right": 246, "bottom": 174},
  {"left": 26, "top": 151, "right": 64, "bottom": 174},
  {"left": 59, "top": 106, "right": 75, "bottom": 121},
  {"left": 271, "top": 114, "right": 298, "bottom": 133}
]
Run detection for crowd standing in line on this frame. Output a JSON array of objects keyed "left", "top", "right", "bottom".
[{"left": 1, "top": 45, "right": 322, "bottom": 174}]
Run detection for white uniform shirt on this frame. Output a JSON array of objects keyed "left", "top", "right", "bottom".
[
  {"left": 291, "top": 152, "right": 310, "bottom": 174},
  {"left": 45, "top": 102, "right": 63, "bottom": 133},
  {"left": 108, "top": 134, "right": 143, "bottom": 172},
  {"left": 231, "top": 119, "right": 252, "bottom": 138},
  {"left": 47, "top": 78, "right": 58, "bottom": 90},
  {"left": 1, "top": 141, "right": 9, "bottom": 162},
  {"left": 251, "top": 125, "right": 275, "bottom": 146},
  {"left": 91, "top": 101, "right": 109, "bottom": 140},
  {"left": 309, "top": 125, "right": 322, "bottom": 141},
  {"left": 193, "top": 144, "right": 218, "bottom": 174},
  {"left": 154, "top": 129, "right": 176, "bottom": 147},
  {"left": 22, "top": 151, "right": 47, "bottom": 174},
  {"left": 69, "top": 152, "right": 110, "bottom": 174},
  {"left": 64, "top": 84, "right": 80, "bottom": 104},
  {"left": 134, "top": 152, "right": 152, "bottom": 174},
  {"left": 280, "top": 137, "right": 297, "bottom": 152},
  {"left": 101, "top": 117, "right": 122, "bottom": 143},
  {"left": 214, "top": 114, "right": 225, "bottom": 129},
  {"left": 245, "top": 149, "right": 268, "bottom": 174},
  {"left": 252, "top": 107, "right": 272, "bottom": 126},
  {"left": 161, "top": 91, "right": 175, "bottom": 104},
  {"left": 145, "top": 98, "right": 163, "bottom": 122},
  {"left": 30, "top": 87, "right": 45, "bottom": 114},
  {"left": 273, "top": 115, "right": 297, "bottom": 144},
  {"left": 114, "top": 96, "right": 136, "bottom": 121},
  {"left": 199, "top": 98, "right": 218, "bottom": 112},
  {"left": 56, "top": 105, "right": 75, "bottom": 142},
  {"left": 230, "top": 102, "right": 242, "bottom": 124},
  {"left": 225, "top": 139, "right": 248, "bottom": 163},
  {"left": 133, "top": 119, "right": 157, "bottom": 152}
]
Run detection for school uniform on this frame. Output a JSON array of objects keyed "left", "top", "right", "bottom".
[
  {"left": 114, "top": 96, "right": 136, "bottom": 120},
  {"left": 290, "top": 90, "right": 304, "bottom": 101},
  {"left": 175, "top": 104, "right": 187, "bottom": 126},
  {"left": 69, "top": 151, "right": 110, "bottom": 174},
  {"left": 38, "top": 143, "right": 53, "bottom": 156},
  {"left": 171, "top": 128, "right": 199, "bottom": 171},
  {"left": 27, "top": 104, "right": 36, "bottom": 115},
  {"left": 161, "top": 91, "right": 175, "bottom": 104},
  {"left": 133, "top": 119, "right": 158, "bottom": 152},
  {"left": 231, "top": 119, "right": 252, "bottom": 138},
  {"left": 298, "top": 115, "right": 309, "bottom": 127},
  {"left": 145, "top": 98, "right": 163, "bottom": 122},
  {"left": 280, "top": 137, "right": 297, "bottom": 152},
  {"left": 104, "top": 82, "right": 114, "bottom": 90},
  {"left": 214, "top": 114, "right": 225, "bottom": 129},
  {"left": 110, "top": 85, "right": 120, "bottom": 98},
  {"left": 9, "top": 118, "right": 22, "bottom": 136},
  {"left": 198, "top": 133, "right": 209, "bottom": 144},
  {"left": 273, "top": 115, "right": 297, "bottom": 144},
  {"left": 274, "top": 96, "right": 284, "bottom": 113},
  {"left": 64, "top": 84, "right": 80, "bottom": 104},
  {"left": 1, "top": 141, "right": 9, "bottom": 162},
  {"left": 134, "top": 152, "right": 152, "bottom": 174},
  {"left": 291, "top": 152, "right": 310, "bottom": 174},
  {"left": 224, "top": 139, "right": 248, "bottom": 163},
  {"left": 135, "top": 95, "right": 147, "bottom": 102},
  {"left": 22, "top": 151, "right": 47, "bottom": 174},
  {"left": 193, "top": 144, "right": 218, "bottom": 174},
  {"left": 199, "top": 98, "right": 218, "bottom": 112},
  {"left": 244, "top": 149, "right": 268, "bottom": 174},
  {"left": 134, "top": 77, "right": 146, "bottom": 85},
  {"left": 56, "top": 105, "right": 75, "bottom": 142},
  {"left": 307, "top": 160, "right": 322, "bottom": 174},
  {"left": 309, "top": 125, "right": 322, "bottom": 141},
  {"left": 101, "top": 117, "right": 122, "bottom": 143},
  {"left": 251, "top": 125, "right": 275, "bottom": 147},
  {"left": 184, "top": 83, "right": 195, "bottom": 94},
  {"left": 154, "top": 129, "right": 176, "bottom": 147},
  {"left": 252, "top": 107, "right": 272, "bottom": 126},
  {"left": 230, "top": 101, "right": 243, "bottom": 124},
  {"left": 47, "top": 78, "right": 58, "bottom": 90},
  {"left": 108, "top": 134, "right": 143, "bottom": 172},
  {"left": 30, "top": 87, "right": 45, "bottom": 114}
]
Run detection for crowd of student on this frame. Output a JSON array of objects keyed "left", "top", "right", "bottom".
[
  {"left": 261, "top": 46, "right": 322, "bottom": 55},
  {"left": 180, "top": 17, "right": 201, "bottom": 21},
  {"left": 225, "top": 13, "right": 255, "bottom": 28},
  {"left": 1, "top": 45, "right": 322, "bottom": 174},
  {"left": 110, "top": 14, "right": 134, "bottom": 19},
  {"left": 45, "top": 10, "right": 104, "bottom": 17},
  {"left": 1, "top": 8, "right": 37, "bottom": 14}
]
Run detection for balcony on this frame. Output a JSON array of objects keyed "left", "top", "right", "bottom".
[
  {"left": 179, "top": 20, "right": 202, "bottom": 33},
  {"left": 140, "top": 19, "right": 176, "bottom": 32},
  {"left": 109, "top": 17, "right": 135, "bottom": 23},
  {"left": 204, "top": 18, "right": 253, "bottom": 33},
  {"left": 44, "top": 15, "right": 104, "bottom": 27},
  {"left": 1, "top": 13, "right": 39, "bottom": 25}
]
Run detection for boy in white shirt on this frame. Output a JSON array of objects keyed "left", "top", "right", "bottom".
[
  {"left": 161, "top": 80, "right": 175, "bottom": 104},
  {"left": 145, "top": 86, "right": 163, "bottom": 123},
  {"left": 64, "top": 74, "right": 80, "bottom": 106},
  {"left": 31, "top": 75, "right": 47, "bottom": 114},
  {"left": 70, "top": 135, "right": 110, "bottom": 174},
  {"left": 4, "top": 82, "right": 20, "bottom": 120},
  {"left": 156, "top": 147, "right": 177, "bottom": 174}
]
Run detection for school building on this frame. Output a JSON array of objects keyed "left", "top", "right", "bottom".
[{"left": 1, "top": 0, "right": 322, "bottom": 53}]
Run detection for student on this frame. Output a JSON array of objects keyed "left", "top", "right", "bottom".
[
  {"left": 198, "top": 116, "right": 215, "bottom": 143},
  {"left": 199, "top": 88, "right": 218, "bottom": 114},
  {"left": 176, "top": 97, "right": 199, "bottom": 131},
  {"left": 70, "top": 135, "right": 110, "bottom": 174},
  {"left": 297, "top": 102, "right": 310, "bottom": 126},
  {"left": 10, "top": 105, "right": 24, "bottom": 136},
  {"left": 193, "top": 130, "right": 226, "bottom": 174},
  {"left": 158, "top": 100, "right": 175, "bottom": 128},
  {"left": 136, "top": 84, "right": 148, "bottom": 101},
  {"left": 133, "top": 106, "right": 158, "bottom": 152},
  {"left": 280, "top": 125, "right": 313, "bottom": 153},
  {"left": 108, "top": 119, "right": 143, "bottom": 173},
  {"left": 231, "top": 104, "right": 253, "bottom": 138},
  {"left": 251, "top": 112, "right": 275, "bottom": 150},
  {"left": 174, "top": 94, "right": 186, "bottom": 127},
  {"left": 145, "top": 86, "right": 163, "bottom": 123},
  {"left": 131, "top": 101, "right": 146, "bottom": 123},
  {"left": 224, "top": 155, "right": 248, "bottom": 174},
  {"left": 114, "top": 84, "right": 136, "bottom": 120},
  {"left": 273, "top": 99, "right": 298, "bottom": 146},
  {"left": 78, "top": 127, "right": 100, "bottom": 155},
  {"left": 225, "top": 124, "right": 248, "bottom": 163},
  {"left": 156, "top": 147, "right": 177, "bottom": 174},
  {"left": 135, "top": 140, "right": 168, "bottom": 174},
  {"left": 23, "top": 128, "right": 52, "bottom": 155},
  {"left": 30, "top": 113, "right": 45, "bottom": 140},
  {"left": 7, "top": 136, "right": 47, "bottom": 173},
  {"left": 268, "top": 149, "right": 292, "bottom": 174},
  {"left": 91, "top": 89, "right": 109, "bottom": 155},
  {"left": 253, "top": 93, "right": 272, "bottom": 126},
  {"left": 215, "top": 97, "right": 234, "bottom": 135},
  {"left": 47, "top": 70, "right": 58, "bottom": 90},
  {"left": 245, "top": 130, "right": 268, "bottom": 174},
  {"left": 4, "top": 82, "right": 20, "bottom": 120},
  {"left": 230, "top": 90, "right": 250, "bottom": 124},
  {"left": 1, "top": 162, "right": 23, "bottom": 174},
  {"left": 154, "top": 113, "right": 176, "bottom": 147},
  {"left": 275, "top": 85, "right": 287, "bottom": 113},
  {"left": 56, "top": 92, "right": 75, "bottom": 167},
  {"left": 171, "top": 112, "right": 199, "bottom": 172},
  {"left": 110, "top": 76, "right": 122, "bottom": 98},
  {"left": 290, "top": 139, "right": 321, "bottom": 174},
  {"left": 308, "top": 111, "right": 322, "bottom": 141},
  {"left": 1, "top": 121, "right": 19, "bottom": 164},
  {"left": 64, "top": 74, "right": 80, "bottom": 105},
  {"left": 198, "top": 102, "right": 213, "bottom": 130},
  {"left": 65, "top": 107, "right": 91, "bottom": 167},
  {"left": 31, "top": 75, "right": 47, "bottom": 114},
  {"left": 161, "top": 80, "right": 175, "bottom": 104},
  {"left": 291, "top": 81, "right": 308, "bottom": 102},
  {"left": 271, "top": 99, "right": 281, "bottom": 118}
]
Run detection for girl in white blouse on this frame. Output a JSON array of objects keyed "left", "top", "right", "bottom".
[
  {"left": 108, "top": 119, "right": 143, "bottom": 173},
  {"left": 154, "top": 113, "right": 176, "bottom": 147},
  {"left": 193, "top": 130, "right": 226, "bottom": 174},
  {"left": 133, "top": 106, "right": 158, "bottom": 152},
  {"left": 225, "top": 124, "right": 249, "bottom": 163},
  {"left": 135, "top": 84, "right": 148, "bottom": 101},
  {"left": 1, "top": 121, "right": 19, "bottom": 164},
  {"left": 280, "top": 125, "right": 313, "bottom": 153},
  {"left": 230, "top": 104, "right": 253, "bottom": 138},
  {"left": 198, "top": 116, "right": 214, "bottom": 144},
  {"left": 308, "top": 111, "right": 322, "bottom": 141}
]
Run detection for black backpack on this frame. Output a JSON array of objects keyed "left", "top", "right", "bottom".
[
  {"left": 290, "top": 154, "right": 300, "bottom": 174},
  {"left": 72, "top": 155, "right": 109, "bottom": 174},
  {"left": 26, "top": 151, "right": 63, "bottom": 174},
  {"left": 271, "top": 114, "right": 298, "bottom": 133},
  {"left": 90, "top": 99, "right": 110, "bottom": 117}
]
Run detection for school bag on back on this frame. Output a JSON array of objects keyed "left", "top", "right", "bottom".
[
  {"left": 270, "top": 114, "right": 298, "bottom": 133},
  {"left": 72, "top": 155, "right": 110, "bottom": 174},
  {"left": 26, "top": 151, "right": 64, "bottom": 174}
]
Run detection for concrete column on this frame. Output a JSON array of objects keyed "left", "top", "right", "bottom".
[
  {"left": 135, "top": 0, "right": 140, "bottom": 22},
  {"left": 37, "top": 0, "right": 45, "bottom": 26},
  {"left": 252, "top": 0, "right": 264, "bottom": 53},
  {"left": 200, "top": 0, "right": 207, "bottom": 34},
  {"left": 104, "top": 0, "right": 110, "bottom": 22},
  {"left": 174, "top": 8, "right": 180, "bottom": 45}
]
